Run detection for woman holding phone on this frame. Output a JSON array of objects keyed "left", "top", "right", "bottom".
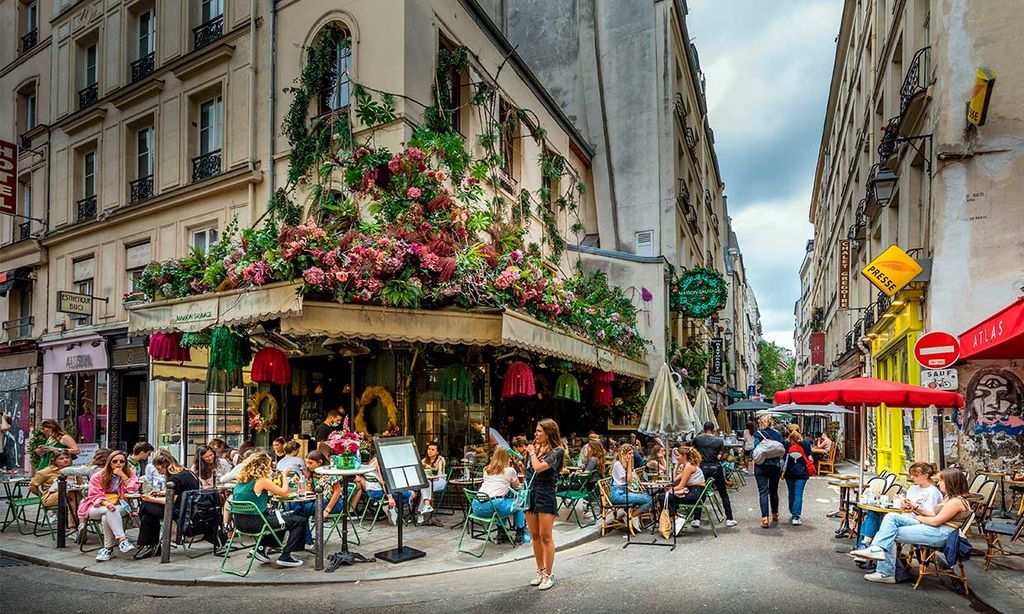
[
  {"left": 525, "top": 418, "right": 564, "bottom": 591},
  {"left": 35, "top": 420, "right": 79, "bottom": 470}
]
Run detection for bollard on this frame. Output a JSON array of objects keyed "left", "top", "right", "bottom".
[
  {"left": 160, "top": 481, "right": 176, "bottom": 563},
  {"left": 315, "top": 484, "right": 325, "bottom": 571},
  {"left": 56, "top": 474, "right": 67, "bottom": 549}
]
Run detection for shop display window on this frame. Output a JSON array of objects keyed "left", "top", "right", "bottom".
[{"left": 59, "top": 371, "right": 108, "bottom": 448}]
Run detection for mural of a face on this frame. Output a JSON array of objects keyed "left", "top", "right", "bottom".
[{"left": 963, "top": 368, "right": 1024, "bottom": 436}]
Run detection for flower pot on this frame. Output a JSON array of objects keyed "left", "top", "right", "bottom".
[{"left": 333, "top": 453, "right": 356, "bottom": 470}]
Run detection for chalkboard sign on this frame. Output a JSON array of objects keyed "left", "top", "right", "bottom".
[{"left": 373, "top": 436, "right": 428, "bottom": 492}]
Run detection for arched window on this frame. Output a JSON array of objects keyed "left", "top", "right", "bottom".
[{"left": 318, "top": 27, "right": 352, "bottom": 114}]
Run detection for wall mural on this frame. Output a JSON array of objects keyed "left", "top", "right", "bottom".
[{"left": 955, "top": 363, "right": 1024, "bottom": 473}]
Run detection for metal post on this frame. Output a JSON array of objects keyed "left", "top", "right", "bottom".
[
  {"left": 314, "top": 485, "right": 324, "bottom": 571},
  {"left": 56, "top": 474, "right": 67, "bottom": 549},
  {"left": 160, "top": 481, "right": 176, "bottom": 563}
]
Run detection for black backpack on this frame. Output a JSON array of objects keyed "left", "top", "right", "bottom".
[{"left": 175, "top": 488, "right": 224, "bottom": 545}]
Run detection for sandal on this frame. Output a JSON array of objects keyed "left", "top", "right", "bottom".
[
  {"left": 761, "top": 517, "right": 770, "bottom": 529},
  {"left": 772, "top": 512, "right": 780, "bottom": 523}
]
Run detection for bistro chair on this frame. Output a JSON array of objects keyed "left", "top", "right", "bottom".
[
  {"left": 968, "top": 473, "right": 988, "bottom": 495},
  {"left": 904, "top": 511, "right": 975, "bottom": 595},
  {"left": 77, "top": 518, "right": 105, "bottom": 553},
  {"left": 2, "top": 493, "right": 41, "bottom": 535},
  {"left": 175, "top": 488, "right": 225, "bottom": 559},
  {"left": 457, "top": 489, "right": 516, "bottom": 558},
  {"left": 596, "top": 478, "right": 634, "bottom": 537},
  {"left": 971, "top": 480, "right": 998, "bottom": 536},
  {"left": 982, "top": 510, "right": 1024, "bottom": 570},
  {"left": 325, "top": 483, "right": 361, "bottom": 546},
  {"left": 674, "top": 479, "right": 718, "bottom": 538},
  {"left": 883, "top": 483, "right": 904, "bottom": 499},
  {"left": 220, "top": 499, "right": 284, "bottom": 578},
  {"left": 817, "top": 445, "right": 838, "bottom": 475},
  {"left": 429, "top": 465, "right": 456, "bottom": 516},
  {"left": 556, "top": 470, "right": 597, "bottom": 528}
]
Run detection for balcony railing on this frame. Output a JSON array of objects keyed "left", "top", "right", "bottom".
[
  {"left": 854, "top": 319, "right": 863, "bottom": 340},
  {"left": 900, "top": 46, "right": 931, "bottom": 117},
  {"left": 17, "top": 222, "right": 31, "bottom": 241},
  {"left": 76, "top": 195, "right": 97, "bottom": 221},
  {"left": 878, "top": 115, "right": 901, "bottom": 161},
  {"left": 705, "top": 249, "right": 714, "bottom": 267},
  {"left": 674, "top": 93, "right": 687, "bottom": 122},
  {"left": 711, "top": 213, "right": 720, "bottom": 228},
  {"left": 864, "top": 304, "right": 876, "bottom": 329},
  {"left": 191, "top": 150, "right": 222, "bottom": 183},
  {"left": 21, "top": 30, "right": 38, "bottom": 53},
  {"left": 684, "top": 126, "right": 698, "bottom": 162},
  {"left": 2, "top": 316, "right": 34, "bottom": 341},
  {"left": 78, "top": 83, "right": 99, "bottom": 109},
  {"left": 845, "top": 331, "right": 854, "bottom": 353},
  {"left": 130, "top": 174, "right": 154, "bottom": 203},
  {"left": 193, "top": 15, "right": 224, "bottom": 50},
  {"left": 131, "top": 52, "right": 156, "bottom": 82},
  {"left": 877, "top": 291, "right": 891, "bottom": 314}
]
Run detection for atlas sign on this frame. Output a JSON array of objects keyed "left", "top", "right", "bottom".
[{"left": 914, "top": 331, "right": 961, "bottom": 370}]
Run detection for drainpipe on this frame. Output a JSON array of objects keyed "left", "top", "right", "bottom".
[
  {"left": 857, "top": 338, "right": 872, "bottom": 377},
  {"left": 246, "top": 0, "right": 258, "bottom": 224},
  {"left": 268, "top": 0, "right": 278, "bottom": 200}
]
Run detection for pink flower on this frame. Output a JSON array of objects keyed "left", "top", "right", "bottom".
[
  {"left": 302, "top": 266, "right": 328, "bottom": 286},
  {"left": 388, "top": 155, "right": 402, "bottom": 173},
  {"left": 407, "top": 186, "right": 422, "bottom": 199},
  {"left": 509, "top": 249, "right": 523, "bottom": 263},
  {"left": 406, "top": 147, "right": 425, "bottom": 163},
  {"left": 333, "top": 269, "right": 349, "bottom": 283},
  {"left": 611, "top": 313, "right": 621, "bottom": 322},
  {"left": 435, "top": 171, "right": 446, "bottom": 182}
]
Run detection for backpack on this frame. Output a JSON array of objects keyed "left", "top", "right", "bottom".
[
  {"left": 787, "top": 442, "right": 817, "bottom": 478},
  {"left": 175, "top": 488, "right": 224, "bottom": 545},
  {"left": 752, "top": 430, "right": 785, "bottom": 465}
]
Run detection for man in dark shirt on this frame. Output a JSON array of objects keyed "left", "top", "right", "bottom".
[
  {"left": 691, "top": 421, "right": 736, "bottom": 527},
  {"left": 313, "top": 409, "right": 344, "bottom": 444}
]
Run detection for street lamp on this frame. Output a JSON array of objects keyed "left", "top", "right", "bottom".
[
  {"left": 724, "top": 328, "right": 734, "bottom": 343},
  {"left": 868, "top": 167, "right": 898, "bottom": 206}
]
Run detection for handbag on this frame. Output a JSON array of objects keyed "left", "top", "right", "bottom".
[
  {"left": 659, "top": 491, "right": 672, "bottom": 539},
  {"left": 510, "top": 474, "right": 534, "bottom": 512},
  {"left": 752, "top": 430, "right": 785, "bottom": 465}
]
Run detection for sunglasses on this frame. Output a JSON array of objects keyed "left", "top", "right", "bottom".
[{"left": 111, "top": 459, "right": 126, "bottom": 465}]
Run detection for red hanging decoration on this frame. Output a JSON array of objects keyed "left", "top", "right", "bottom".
[
  {"left": 147, "top": 332, "right": 191, "bottom": 362},
  {"left": 593, "top": 370, "right": 615, "bottom": 383},
  {"left": 502, "top": 361, "right": 536, "bottom": 398},
  {"left": 592, "top": 369, "right": 614, "bottom": 406},
  {"left": 251, "top": 347, "right": 292, "bottom": 385}
]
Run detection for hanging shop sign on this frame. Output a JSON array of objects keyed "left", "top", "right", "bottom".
[
  {"left": 811, "top": 332, "right": 825, "bottom": 366},
  {"left": 838, "top": 239, "right": 851, "bottom": 309},
  {"left": 920, "top": 368, "right": 958, "bottom": 391},
  {"left": 914, "top": 331, "right": 961, "bottom": 369},
  {"left": 0, "top": 139, "right": 17, "bottom": 216},
  {"left": 708, "top": 337, "right": 724, "bottom": 385},
  {"left": 967, "top": 68, "right": 996, "bottom": 127},
  {"left": 670, "top": 266, "right": 728, "bottom": 318},
  {"left": 57, "top": 291, "right": 94, "bottom": 317},
  {"left": 861, "top": 245, "right": 922, "bottom": 297},
  {"left": 41, "top": 337, "right": 109, "bottom": 374}
]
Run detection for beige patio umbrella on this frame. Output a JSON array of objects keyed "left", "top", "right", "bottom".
[
  {"left": 639, "top": 363, "right": 695, "bottom": 436},
  {"left": 692, "top": 386, "right": 716, "bottom": 428}
]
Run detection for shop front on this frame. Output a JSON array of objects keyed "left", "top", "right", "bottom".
[
  {"left": 0, "top": 356, "right": 35, "bottom": 470},
  {"left": 39, "top": 336, "right": 110, "bottom": 449},
  {"left": 107, "top": 334, "right": 150, "bottom": 450}
]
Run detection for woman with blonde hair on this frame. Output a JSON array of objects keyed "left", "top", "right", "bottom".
[
  {"left": 753, "top": 414, "right": 786, "bottom": 528},
  {"left": 230, "top": 453, "right": 307, "bottom": 568},
  {"left": 855, "top": 462, "right": 941, "bottom": 552},
  {"left": 608, "top": 443, "right": 653, "bottom": 528},
  {"left": 76, "top": 450, "right": 138, "bottom": 561},
  {"left": 665, "top": 446, "right": 706, "bottom": 534},
  {"left": 473, "top": 447, "right": 526, "bottom": 543},
  {"left": 525, "top": 418, "right": 565, "bottom": 591}
]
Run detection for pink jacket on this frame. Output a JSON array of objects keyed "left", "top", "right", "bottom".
[{"left": 77, "top": 469, "right": 139, "bottom": 519}]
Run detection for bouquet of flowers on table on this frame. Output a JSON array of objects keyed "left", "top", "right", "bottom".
[{"left": 326, "top": 419, "right": 363, "bottom": 456}]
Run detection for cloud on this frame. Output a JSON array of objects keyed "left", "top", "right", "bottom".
[{"left": 687, "top": 0, "right": 843, "bottom": 349}]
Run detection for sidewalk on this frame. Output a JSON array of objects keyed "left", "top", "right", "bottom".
[{"left": 0, "top": 504, "right": 599, "bottom": 586}]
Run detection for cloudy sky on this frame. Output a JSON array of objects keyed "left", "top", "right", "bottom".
[{"left": 687, "top": 0, "right": 843, "bottom": 349}]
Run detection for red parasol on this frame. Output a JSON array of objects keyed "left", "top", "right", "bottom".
[
  {"left": 774, "top": 376, "right": 963, "bottom": 408},
  {"left": 251, "top": 347, "right": 292, "bottom": 385}
]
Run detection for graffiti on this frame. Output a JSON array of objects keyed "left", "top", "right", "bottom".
[{"left": 960, "top": 368, "right": 1024, "bottom": 436}]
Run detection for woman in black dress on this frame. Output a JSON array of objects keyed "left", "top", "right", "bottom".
[{"left": 525, "top": 418, "right": 564, "bottom": 591}]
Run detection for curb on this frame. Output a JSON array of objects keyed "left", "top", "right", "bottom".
[{"left": 1, "top": 526, "right": 602, "bottom": 587}]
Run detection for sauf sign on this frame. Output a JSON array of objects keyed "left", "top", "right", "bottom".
[{"left": 0, "top": 139, "right": 17, "bottom": 216}]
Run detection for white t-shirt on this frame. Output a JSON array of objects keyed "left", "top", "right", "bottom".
[
  {"left": 480, "top": 467, "right": 518, "bottom": 498},
  {"left": 611, "top": 460, "right": 628, "bottom": 486},
  {"left": 907, "top": 484, "right": 942, "bottom": 514},
  {"left": 276, "top": 455, "right": 306, "bottom": 475}
]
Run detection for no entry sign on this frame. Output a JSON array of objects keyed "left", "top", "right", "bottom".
[{"left": 914, "top": 331, "right": 961, "bottom": 370}]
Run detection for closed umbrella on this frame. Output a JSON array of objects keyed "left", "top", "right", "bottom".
[
  {"left": 639, "top": 364, "right": 694, "bottom": 437},
  {"left": 772, "top": 402, "right": 855, "bottom": 415},
  {"left": 692, "top": 387, "right": 716, "bottom": 427}
]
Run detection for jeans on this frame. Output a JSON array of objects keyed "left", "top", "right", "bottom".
[
  {"left": 785, "top": 477, "right": 807, "bottom": 520},
  {"left": 608, "top": 484, "right": 653, "bottom": 512},
  {"left": 287, "top": 499, "right": 345, "bottom": 545},
  {"left": 857, "top": 510, "right": 883, "bottom": 548},
  {"left": 702, "top": 464, "right": 734, "bottom": 521},
  {"left": 754, "top": 463, "right": 781, "bottom": 517},
  {"left": 471, "top": 497, "right": 525, "bottom": 528},
  {"left": 872, "top": 512, "right": 953, "bottom": 577}
]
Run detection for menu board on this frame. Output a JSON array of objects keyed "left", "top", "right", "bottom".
[{"left": 374, "top": 436, "right": 428, "bottom": 492}]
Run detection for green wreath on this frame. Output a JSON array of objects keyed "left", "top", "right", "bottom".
[{"left": 670, "top": 267, "right": 728, "bottom": 318}]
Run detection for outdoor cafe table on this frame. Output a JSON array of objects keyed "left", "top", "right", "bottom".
[
  {"left": 314, "top": 466, "right": 375, "bottom": 571},
  {"left": 856, "top": 501, "right": 905, "bottom": 515},
  {"left": 828, "top": 479, "right": 862, "bottom": 538}
]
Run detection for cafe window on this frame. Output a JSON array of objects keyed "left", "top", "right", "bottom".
[
  {"left": 153, "top": 380, "right": 184, "bottom": 461},
  {"left": 60, "top": 371, "right": 108, "bottom": 448},
  {"left": 414, "top": 365, "right": 491, "bottom": 460},
  {"left": 72, "top": 256, "right": 94, "bottom": 324},
  {"left": 185, "top": 381, "right": 245, "bottom": 461}
]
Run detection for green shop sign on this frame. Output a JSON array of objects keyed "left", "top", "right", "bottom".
[{"left": 671, "top": 267, "right": 727, "bottom": 318}]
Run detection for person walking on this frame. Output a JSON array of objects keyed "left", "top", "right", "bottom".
[
  {"left": 752, "top": 415, "right": 785, "bottom": 528},
  {"left": 741, "top": 421, "right": 756, "bottom": 472},
  {"left": 525, "top": 418, "right": 565, "bottom": 591},
  {"left": 783, "top": 430, "right": 815, "bottom": 525},
  {"left": 692, "top": 421, "right": 737, "bottom": 527}
]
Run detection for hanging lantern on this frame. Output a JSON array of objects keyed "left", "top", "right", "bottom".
[
  {"left": 554, "top": 372, "right": 581, "bottom": 403},
  {"left": 502, "top": 361, "right": 536, "bottom": 398},
  {"left": 441, "top": 364, "right": 474, "bottom": 404},
  {"left": 593, "top": 370, "right": 615, "bottom": 383},
  {"left": 252, "top": 347, "right": 292, "bottom": 385},
  {"left": 208, "top": 326, "right": 252, "bottom": 373},
  {"left": 147, "top": 332, "right": 191, "bottom": 362},
  {"left": 593, "top": 382, "right": 613, "bottom": 407}
]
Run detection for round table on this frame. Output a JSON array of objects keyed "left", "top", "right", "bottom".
[
  {"left": 314, "top": 466, "right": 376, "bottom": 571},
  {"left": 856, "top": 502, "right": 904, "bottom": 514}
]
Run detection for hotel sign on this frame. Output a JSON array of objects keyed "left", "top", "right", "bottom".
[
  {"left": 58, "top": 291, "right": 94, "bottom": 317},
  {"left": 838, "top": 239, "right": 851, "bottom": 309},
  {"left": 0, "top": 139, "right": 17, "bottom": 216},
  {"left": 861, "top": 245, "right": 923, "bottom": 297}
]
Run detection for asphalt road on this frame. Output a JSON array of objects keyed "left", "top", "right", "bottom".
[{"left": 1, "top": 477, "right": 994, "bottom": 614}]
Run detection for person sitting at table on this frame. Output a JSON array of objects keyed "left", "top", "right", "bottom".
[
  {"left": 61, "top": 448, "right": 110, "bottom": 483},
  {"left": 360, "top": 446, "right": 412, "bottom": 525},
  {"left": 645, "top": 443, "right": 668, "bottom": 477},
  {"left": 853, "top": 468, "right": 973, "bottom": 584},
  {"left": 473, "top": 447, "right": 528, "bottom": 544},
  {"left": 144, "top": 448, "right": 170, "bottom": 492},
  {"left": 276, "top": 440, "right": 307, "bottom": 475},
  {"left": 271, "top": 437, "right": 287, "bottom": 463},
  {"left": 34, "top": 420, "right": 80, "bottom": 470},
  {"left": 565, "top": 440, "right": 605, "bottom": 491},
  {"left": 77, "top": 450, "right": 139, "bottom": 562},
  {"left": 812, "top": 431, "right": 834, "bottom": 462},
  {"left": 285, "top": 451, "right": 344, "bottom": 551},
  {"left": 128, "top": 442, "right": 155, "bottom": 477},
  {"left": 665, "top": 446, "right": 706, "bottom": 534},
  {"left": 417, "top": 441, "right": 446, "bottom": 522},
  {"left": 193, "top": 444, "right": 232, "bottom": 488},
  {"left": 29, "top": 450, "right": 82, "bottom": 529},
  {"left": 230, "top": 453, "right": 307, "bottom": 567},
  {"left": 134, "top": 450, "right": 224, "bottom": 560},
  {"left": 855, "top": 462, "right": 942, "bottom": 553},
  {"left": 608, "top": 444, "right": 653, "bottom": 531}
]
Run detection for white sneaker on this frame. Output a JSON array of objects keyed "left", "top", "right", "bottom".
[
  {"left": 791, "top": 518, "right": 802, "bottom": 526},
  {"left": 538, "top": 574, "right": 554, "bottom": 590},
  {"left": 416, "top": 513, "right": 425, "bottom": 525},
  {"left": 117, "top": 539, "right": 136, "bottom": 553},
  {"left": 630, "top": 516, "right": 642, "bottom": 532},
  {"left": 725, "top": 519, "right": 738, "bottom": 527},
  {"left": 95, "top": 548, "right": 112, "bottom": 562},
  {"left": 674, "top": 517, "right": 686, "bottom": 535},
  {"left": 864, "top": 571, "right": 895, "bottom": 584},
  {"left": 690, "top": 520, "right": 701, "bottom": 529},
  {"left": 850, "top": 545, "right": 886, "bottom": 561},
  {"left": 530, "top": 569, "right": 545, "bottom": 586},
  {"left": 388, "top": 507, "right": 398, "bottom": 525}
]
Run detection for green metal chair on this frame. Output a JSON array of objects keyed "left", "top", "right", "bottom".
[
  {"left": 3, "top": 494, "right": 41, "bottom": 535},
  {"left": 556, "top": 471, "right": 597, "bottom": 527},
  {"left": 77, "top": 518, "right": 105, "bottom": 553},
  {"left": 675, "top": 479, "right": 718, "bottom": 538},
  {"left": 429, "top": 466, "right": 456, "bottom": 516},
  {"left": 220, "top": 499, "right": 284, "bottom": 577},
  {"left": 458, "top": 489, "right": 517, "bottom": 558},
  {"left": 325, "top": 483, "right": 361, "bottom": 546}
]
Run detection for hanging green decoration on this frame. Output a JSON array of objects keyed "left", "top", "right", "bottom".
[
  {"left": 181, "top": 331, "right": 212, "bottom": 349},
  {"left": 441, "top": 364, "right": 474, "bottom": 404},
  {"left": 208, "top": 326, "right": 252, "bottom": 372},
  {"left": 206, "top": 367, "right": 243, "bottom": 394},
  {"left": 554, "top": 372, "right": 581, "bottom": 403},
  {"left": 670, "top": 266, "right": 728, "bottom": 318}
]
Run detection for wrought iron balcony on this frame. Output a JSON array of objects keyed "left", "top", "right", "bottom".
[
  {"left": 877, "top": 291, "right": 891, "bottom": 314},
  {"left": 684, "top": 126, "right": 698, "bottom": 161},
  {"left": 193, "top": 15, "right": 224, "bottom": 51},
  {"left": 131, "top": 52, "right": 156, "bottom": 82},
  {"left": 21, "top": 30, "right": 38, "bottom": 53},
  {"left": 19, "top": 134, "right": 31, "bottom": 150},
  {"left": 684, "top": 202, "right": 698, "bottom": 226},
  {"left": 900, "top": 46, "right": 931, "bottom": 117},
  {"left": 78, "top": 83, "right": 99, "bottom": 109},
  {"left": 17, "top": 222, "right": 31, "bottom": 241},
  {"left": 76, "top": 195, "right": 97, "bottom": 221},
  {"left": 676, "top": 179, "right": 690, "bottom": 207},
  {"left": 130, "top": 174, "right": 154, "bottom": 203},
  {"left": 711, "top": 213, "right": 720, "bottom": 228},
  {"left": 864, "top": 304, "right": 876, "bottom": 329},
  {"left": 191, "top": 150, "right": 222, "bottom": 183},
  {"left": 878, "top": 116, "right": 901, "bottom": 161},
  {"left": 705, "top": 249, "right": 714, "bottom": 267},
  {"left": 854, "top": 319, "right": 863, "bottom": 340},
  {"left": 674, "top": 93, "right": 687, "bottom": 121},
  {"left": 845, "top": 331, "right": 854, "bottom": 353},
  {"left": 2, "top": 316, "right": 34, "bottom": 341}
]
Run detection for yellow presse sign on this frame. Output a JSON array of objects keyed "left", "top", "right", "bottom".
[
  {"left": 861, "top": 245, "right": 923, "bottom": 297},
  {"left": 967, "top": 68, "right": 996, "bottom": 127}
]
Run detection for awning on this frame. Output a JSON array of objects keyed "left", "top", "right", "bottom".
[
  {"left": 280, "top": 302, "right": 649, "bottom": 379},
  {"left": 958, "top": 296, "right": 1024, "bottom": 361},
  {"left": 0, "top": 267, "right": 32, "bottom": 297},
  {"left": 128, "top": 281, "right": 303, "bottom": 335},
  {"left": 151, "top": 348, "right": 253, "bottom": 384}
]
